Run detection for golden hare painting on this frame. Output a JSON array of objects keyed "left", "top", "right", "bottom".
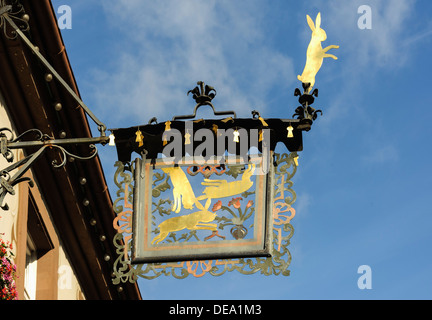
[
  {"left": 297, "top": 12, "right": 339, "bottom": 92},
  {"left": 150, "top": 161, "right": 262, "bottom": 245}
]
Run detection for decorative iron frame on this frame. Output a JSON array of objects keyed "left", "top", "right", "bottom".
[{"left": 112, "top": 152, "right": 297, "bottom": 281}]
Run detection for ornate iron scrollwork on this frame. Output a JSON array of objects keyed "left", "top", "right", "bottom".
[
  {"left": 0, "top": 0, "right": 29, "bottom": 40},
  {"left": 187, "top": 81, "right": 217, "bottom": 104},
  {"left": 0, "top": 0, "right": 110, "bottom": 211},
  {"left": 293, "top": 82, "right": 323, "bottom": 131},
  {"left": 0, "top": 128, "right": 100, "bottom": 210},
  {"left": 172, "top": 81, "right": 237, "bottom": 120}
]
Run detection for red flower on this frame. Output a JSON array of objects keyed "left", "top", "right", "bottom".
[
  {"left": 212, "top": 200, "right": 222, "bottom": 212},
  {"left": 246, "top": 200, "right": 253, "bottom": 208},
  {"left": 0, "top": 238, "right": 18, "bottom": 300},
  {"left": 228, "top": 197, "right": 242, "bottom": 209}
]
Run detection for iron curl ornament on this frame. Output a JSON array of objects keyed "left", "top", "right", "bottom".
[
  {"left": 0, "top": 128, "right": 102, "bottom": 210},
  {"left": 0, "top": 0, "right": 29, "bottom": 40}
]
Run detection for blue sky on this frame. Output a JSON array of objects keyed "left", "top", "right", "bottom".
[{"left": 51, "top": 0, "right": 432, "bottom": 299}]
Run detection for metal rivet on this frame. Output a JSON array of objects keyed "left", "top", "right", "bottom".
[
  {"left": 59, "top": 131, "right": 67, "bottom": 138},
  {"left": 90, "top": 218, "right": 97, "bottom": 226},
  {"left": 82, "top": 199, "right": 90, "bottom": 206},
  {"left": 45, "top": 73, "right": 53, "bottom": 82},
  {"left": 79, "top": 177, "right": 87, "bottom": 185},
  {"left": 54, "top": 103, "right": 62, "bottom": 111},
  {"left": 22, "top": 14, "right": 30, "bottom": 22},
  {"left": 104, "top": 254, "right": 110, "bottom": 261},
  {"left": 99, "top": 235, "right": 106, "bottom": 242}
]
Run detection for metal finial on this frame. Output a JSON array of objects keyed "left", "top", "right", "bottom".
[{"left": 187, "top": 81, "right": 217, "bottom": 104}]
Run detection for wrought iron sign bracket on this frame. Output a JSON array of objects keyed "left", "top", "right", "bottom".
[
  {"left": 0, "top": 1, "right": 109, "bottom": 210},
  {"left": 0, "top": 128, "right": 108, "bottom": 210},
  {"left": 0, "top": 2, "right": 107, "bottom": 136}
]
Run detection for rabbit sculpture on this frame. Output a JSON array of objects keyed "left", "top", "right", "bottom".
[{"left": 297, "top": 12, "right": 339, "bottom": 93}]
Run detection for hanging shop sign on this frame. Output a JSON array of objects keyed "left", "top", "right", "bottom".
[
  {"left": 0, "top": 4, "right": 337, "bottom": 284},
  {"left": 109, "top": 79, "right": 321, "bottom": 280}
]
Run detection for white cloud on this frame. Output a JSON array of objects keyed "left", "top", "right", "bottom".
[
  {"left": 295, "top": 192, "right": 312, "bottom": 217},
  {"left": 89, "top": 0, "right": 295, "bottom": 126},
  {"left": 361, "top": 144, "right": 399, "bottom": 165}
]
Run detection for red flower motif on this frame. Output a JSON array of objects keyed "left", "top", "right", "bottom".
[
  {"left": 212, "top": 200, "right": 222, "bottom": 212},
  {"left": 228, "top": 197, "right": 242, "bottom": 209},
  {"left": 246, "top": 200, "right": 253, "bottom": 208}
]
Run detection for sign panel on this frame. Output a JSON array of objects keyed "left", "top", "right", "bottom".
[{"left": 131, "top": 155, "right": 274, "bottom": 264}]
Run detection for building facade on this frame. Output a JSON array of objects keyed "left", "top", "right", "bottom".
[{"left": 0, "top": 0, "right": 141, "bottom": 300}]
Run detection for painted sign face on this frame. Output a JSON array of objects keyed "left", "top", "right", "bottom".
[{"left": 131, "top": 155, "right": 273, "bottom": 264}]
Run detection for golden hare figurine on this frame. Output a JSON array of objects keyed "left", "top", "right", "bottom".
[{"left": 297, "top": 12, "right": 339, "bottom": 93}]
